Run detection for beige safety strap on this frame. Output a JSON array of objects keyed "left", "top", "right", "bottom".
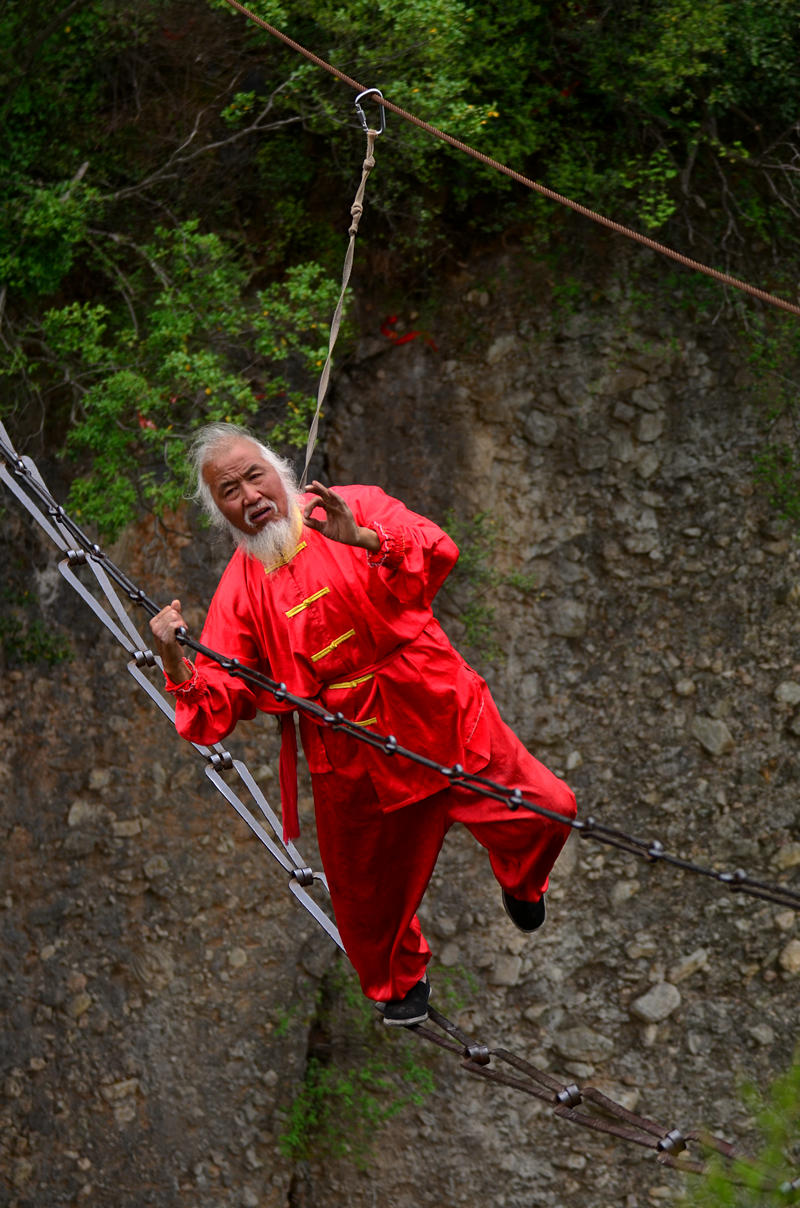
[{"left": 299, "top": 97, "right": 382, "bottom": 488}]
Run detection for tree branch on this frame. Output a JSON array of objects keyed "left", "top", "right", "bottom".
[{"left": 102, "top": 76, "right": 303, "bottom": 204}]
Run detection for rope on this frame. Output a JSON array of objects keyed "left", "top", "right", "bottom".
[
  {"left": 299, "top": 120, "right": 378, "bottom": 489},
  {"left": 220, "top": 0, "right": 800, "bottom": 320},
  {"left": 5, "top": 426, "right": 800, "bottom": 1191}
]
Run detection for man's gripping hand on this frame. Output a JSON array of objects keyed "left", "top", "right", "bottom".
[
  {"left": 149, "top": 598, "right": 192, "bottom": 683},
  {"left": 302, "top": 482, "right": 380, "bottom": 552}
]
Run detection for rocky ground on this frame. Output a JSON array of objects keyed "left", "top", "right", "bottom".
[{"left": 2, "top": 249, "right": 799, "bottom": 1207}]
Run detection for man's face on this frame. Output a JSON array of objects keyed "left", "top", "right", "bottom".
[{"left": 203, "top": 439, "right": 290, "bottom": 535}]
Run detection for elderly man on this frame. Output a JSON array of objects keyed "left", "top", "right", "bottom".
[{"left": 151, "top": 422, "right": 576, "bottom": 1026}]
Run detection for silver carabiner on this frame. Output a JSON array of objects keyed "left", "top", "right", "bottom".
[{"left": 354, "top": 88, "right": 385, "bottom": 136}]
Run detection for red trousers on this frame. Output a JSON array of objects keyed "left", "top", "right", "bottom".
[{"left": 311, "top": 694, "right": 577, "bottom": 1002}]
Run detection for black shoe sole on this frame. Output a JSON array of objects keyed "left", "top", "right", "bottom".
[
  {"left": 502, "top": 890, "right": 546, "bottom": 932},
  {"left": 382, "top": 1008, "right": 429, "bottom": 1027}
]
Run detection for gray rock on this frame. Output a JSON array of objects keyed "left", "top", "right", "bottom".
[
  {"left": 100, "top": 1078, "right": 139, "bottom": 1103},
  {"left": 668, "top": 949, "right": 709, "bottom": 983},
  {"left": 631, "top": 384, "right": 667, "bottom": 412},
  {"left": 624, "top": 532, "right": 659, "bottom": 555},
  {"left": 611, "top": 880, "right": 640, "bottom": 907},
  {"left": 609, "top": 430, "right": 635, "bottom": 462},
  {"left": 636, "top": 449, "right": 661, "bottom": 478},
  {"left": 636, "top": 412, "right": 665, "bottom": 443},
  {"left": 63, "top": 831, "right": 99, "bottom": 858},
  {"left": 67, "top": 798, "right": 106, "bottom": 828},
  {"left": 778, "top": 939, "right": 800, "bottom": 975},
  {"left": 490, "top": 954, "right": 523, "bottom": 985},
  {"left": 439, "top": 942, "right": 461, "bottom": 967},
  {"left": 143, "top": 854, "right": 170, "bottom": 880},
  {"left": 557, "top": 376, "right": 590, "bottom": 407},
  {"left": 550, "top": 599, "right": 588, "bottom": 638},
  {"left": 487, "top": 333, "right": 523, "bottom": 365},
  {"left": 66, "top": 992, "right": 92, "bottom": 1019},
  {"left": 523, "top": 409, "right": 558, "bottom": 447},
  {"left": 629, "top": 982, "right": 681, "bottom": 1023},
  {"left": 599, "top": 366, "right": 648, "bottom": 394},
  {"left": 773, "top": 843, "right": 800, "bottom": 871},
  {"left": 775, "top": 680, "right": 800, "bottom": 705},
  {"left": 112, "top": 818, "right": 141, "bottom": 838},
  {"left": 228, "top": 947, "right": 248, "bottom": 969},
  {"left": 12, "top": 1159, "right": 34, "bottom": 1189},
  {"left": 691, "top": 715, "right": 735, "bottom": 756},
  {"left": 577, "top": 437, "right": 610, "bottom": 471},
  {"left": 555, "top": 1026, "right": 614, "bottom": 1063}
]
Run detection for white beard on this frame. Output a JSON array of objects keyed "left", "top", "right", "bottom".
[{"left": 226, "top": 507, "right": 300, "bottom": 565}]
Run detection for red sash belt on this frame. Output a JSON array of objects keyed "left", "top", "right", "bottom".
[{"left": 276, "top": 632, "right": 424, "bottom": 842}]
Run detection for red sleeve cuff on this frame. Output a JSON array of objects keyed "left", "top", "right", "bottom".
[
  {"left": 164, "top": 657, "right": 201, "bottom": 696},
  {"left": 365, "top": 522, "right": 406, "bottom": 570}
]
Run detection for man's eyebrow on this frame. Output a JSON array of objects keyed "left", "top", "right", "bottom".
[{"left": 218, "top": 463, "right": 264, "bottom": 488}]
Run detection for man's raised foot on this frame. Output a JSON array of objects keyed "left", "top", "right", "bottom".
[{"left": 502, "top": 890, "right": 546, "bottom": 933}]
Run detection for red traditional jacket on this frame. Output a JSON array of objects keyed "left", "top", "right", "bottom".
[{"left": 167, "top": 486, "right": 491, "bottom": 838}]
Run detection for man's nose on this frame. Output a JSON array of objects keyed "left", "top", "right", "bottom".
[{"left": 242, "top": 481, "right": 263, "bottom": 504}]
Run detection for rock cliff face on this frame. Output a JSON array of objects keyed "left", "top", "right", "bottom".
[{"left": 2, "top": 252, "right": 799, "bottom": 1208}]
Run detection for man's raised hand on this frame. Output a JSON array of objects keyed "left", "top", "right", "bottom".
[{"left": 302, "top": 482, "right": 379, "bottom": 551}]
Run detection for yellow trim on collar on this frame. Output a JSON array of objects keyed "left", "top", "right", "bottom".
[{"left": 262, "top": 539, "right": 307, "bottom": 575}]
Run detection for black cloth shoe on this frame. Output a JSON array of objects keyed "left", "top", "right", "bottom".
[
  {"left": 381, "top": 975, "right": 430, "bottom": 1027},
  {"left": 502, "top": 890, "right": 546, "bottom": 933}
]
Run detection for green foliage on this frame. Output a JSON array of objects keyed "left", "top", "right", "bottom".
[
  {"left": 278, "top": 958, "right": 434, "bottom": 1168},
  {"left": 754, "top": 444, "right": 800, "bottom": 528},
  {"left": 280, "top": 1051, "right": 433, "bottom": 1169},
  {"left": 0, "top": 0, "right": 347, "bottom": 541},
  {"left": 0, "top": 586, "right": 72, "bottom": 668},
  {"left": 611, "top": 0, "right": 729, "bottom": 109},
  {"left": 4, "top": 0, "right": 800, "bottom": 546},
  {"left": 0, "top": 1, "right": 168, "bottom": 177},
  {"left": 619, "top": 148, "right": 679, "bottom": 231},
  {"left": 681, "top": 1054, "right": 800, "bottom": 1206},
  {"left": 745, "top": 313, "right": 800, "bottom": 529},
  {"left": 0, "top": 180, "right": 103, "bottom": 296},
  {"left": 220, "top": 90, "right": 258, "bottom": 125},
  {"left": 441, "top": 510, "right": 503, "bottom": 660},
  {"left": 4, "top": 217, "right": 342, "bottom": 538},
  {"left": 0, "top": 1, "right": 168, "bottom": 297},
  {"left": 428, "top": 961, "right": 479, "bottom": 1015},
  {"left": 211, "top": 0, "right": 500, "bottom": 152},
  {"left": 441, "top": 509, "right": 538, "bottom": 663},
  {"left": 209, "top": 0, "right": 800, "bottom": 266}
]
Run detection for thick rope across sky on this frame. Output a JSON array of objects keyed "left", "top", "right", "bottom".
[{"left": 221, "top": 0, "right": 800, "bottom": 320}]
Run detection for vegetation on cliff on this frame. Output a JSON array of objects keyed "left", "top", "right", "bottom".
[{"left": 2, "top": 0, "right": 799, "bottom": 536}]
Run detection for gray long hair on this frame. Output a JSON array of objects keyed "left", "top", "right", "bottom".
[{"left": 188, "top": 422, "right": 298, "bottom": 527}]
